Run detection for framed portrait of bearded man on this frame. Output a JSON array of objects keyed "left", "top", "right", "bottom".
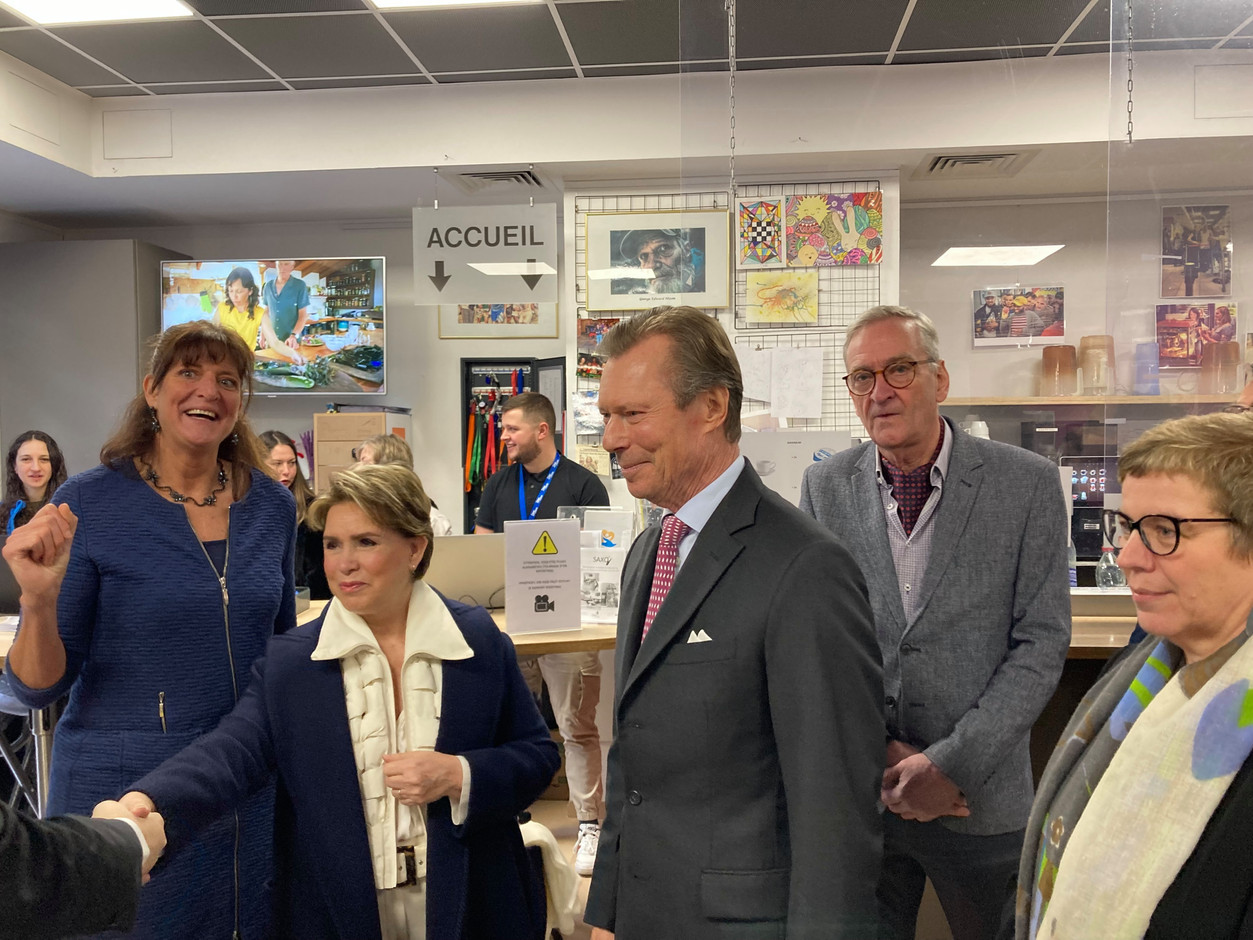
[{"left": 585, "top": 209, "right": 731, "bottom": 312}]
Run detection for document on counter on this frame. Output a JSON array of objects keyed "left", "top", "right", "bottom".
[{"left": 504, "top": 518, "right": 580, "bottom": 634}]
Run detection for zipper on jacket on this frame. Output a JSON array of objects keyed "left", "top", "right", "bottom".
[
  {"left": 191, "top": 503, "right": 241, "bottom": 938},
  {"left": 158, "top": 692, "right": 166, "bottom": 733}
]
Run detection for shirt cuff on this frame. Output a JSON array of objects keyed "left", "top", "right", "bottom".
[
  {"left": 452, "top": 755, "right": 471, "bottom": 825},
  {"left": 114, "top": 816, "right": 151, "bottom": 868}
]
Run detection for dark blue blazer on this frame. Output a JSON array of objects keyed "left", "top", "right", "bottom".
[{"left": 133, "top": 598, "right": 559, "bottom": 940}]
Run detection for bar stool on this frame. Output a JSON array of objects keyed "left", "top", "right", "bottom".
[{"left": 0, "top": 674, "right": 38, "bottom": 815}]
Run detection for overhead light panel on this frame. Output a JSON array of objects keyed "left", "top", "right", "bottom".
[
  {"left": 371, "top": 0, "right": 543, "bottom": 8},
  {"left": 931, "top": 245, "right": 1064, "bottom": 267},
  {"left": 467, "top": 262, "right": 557, "bottom": 276},
  {"left": 587, "top": 268, "right": 655, "bottom": 281},
  {"left": 5, "top": 0, "right": 193, "bottom": 24}
]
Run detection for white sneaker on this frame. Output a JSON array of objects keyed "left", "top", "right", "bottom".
[{"left": 574, "top": 822, "right": 599, "bottom": 877}]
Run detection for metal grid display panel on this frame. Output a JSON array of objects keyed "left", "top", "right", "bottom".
[
  {"left": 733, "top": 331, "right": 859, "bottom": 432},
  {"left": 733, "top": 180, "right": 882, "bottom": 332}
]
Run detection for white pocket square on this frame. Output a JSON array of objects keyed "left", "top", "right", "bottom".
[{"left": 687, "top": 629, "right": 713, "bottom": 644}]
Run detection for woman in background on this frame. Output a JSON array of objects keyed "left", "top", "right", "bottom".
[
  {"left": 214, "top": 266, "right": 302, "bottom": 365},
  {"left": 261, "top": 429, "right": 329, "bottom": 600},
  {"left": 2, "top": 321, "right": 296, "bottom": 939},
  {"left": 1016, "top": 412, "right": 1253, "bottom": 939},
  {"left": 357, "top": 433, "right": 454, "bottom": 536},
  {"left": 2, "top": 430, "right": 68, "bottom": 535}
]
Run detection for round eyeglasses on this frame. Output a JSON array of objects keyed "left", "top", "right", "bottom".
[
  {"left": 1101, "top": 509, "right": 1236, "bottom": 557},
  {"left": 843, "top": 359, "right": 936, "bottom": 397}
]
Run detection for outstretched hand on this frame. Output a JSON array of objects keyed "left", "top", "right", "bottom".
[
  {"left": 94, "top": 794, "right": 166, "bottom": 881},
  {"left": 1, "top": 503, "right": 77, "bottom": 605}
]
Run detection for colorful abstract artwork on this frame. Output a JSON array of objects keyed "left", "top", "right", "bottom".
[
  {"left": 737, "top": 199, "right": 784, "bottom": 267},
  {"left": 745, "top": 270, "right": 819, "bottom": 324},
  {"left": 785, "top": 192, "right": 883, "bottom": 266}
]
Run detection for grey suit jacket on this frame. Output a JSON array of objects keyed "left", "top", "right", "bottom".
[
  {"left": 584, "top": 462, "right": 885, "bottom": 940},
  {"left": 800, "top": 425, "right": 1070, "bottom": 835},
  {"left": 0, "top": 803, "right": 141, "bottom": 938}
]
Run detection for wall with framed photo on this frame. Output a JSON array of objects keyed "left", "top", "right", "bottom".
[
  {"left": 584, "top": 209, "right": 730, "bottom": 312},
  {"left": 437, "top": 302, "right": 558, "bottom": 339}
]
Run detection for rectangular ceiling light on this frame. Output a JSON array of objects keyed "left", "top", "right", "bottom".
[
  {"left": 5, "top": 0, "right": 193, "bottom": 24},
  {"left": 932, "top": 245, "right": 1065, "bottom": 267},
  {"left": 371, "top": 0, "right": 543, "bottom": 8}
]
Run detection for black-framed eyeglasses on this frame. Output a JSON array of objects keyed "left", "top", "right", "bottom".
[
  {"left": 1101, "top": 509, "right": 1236, "bottom": 557},
  {"left": 843, "top": 359, "right": 936, "bottom": 397}
]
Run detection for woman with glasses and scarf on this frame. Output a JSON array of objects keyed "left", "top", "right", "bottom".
[{"left": 1014, "top": 412, "right": 1253, "bottom": 940}]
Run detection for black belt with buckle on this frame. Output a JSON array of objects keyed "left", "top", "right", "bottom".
[{"left": 395, "top": 846, "right": 418, "bottom": 887}]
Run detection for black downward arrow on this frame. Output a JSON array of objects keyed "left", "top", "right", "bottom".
[
  {"left": 521, "top": 259, "right": 543, "bottom": 291},
  {"left": 428, "top": 260, "right": 451, "bottom": 292}
]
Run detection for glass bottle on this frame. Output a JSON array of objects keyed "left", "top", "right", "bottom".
[{"left": 1096, "top": 548, "right": 1126, "bottom": 590}]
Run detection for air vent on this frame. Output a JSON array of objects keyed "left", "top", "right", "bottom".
[
  {"left": 450, "top": 168, "right": 545, "bottom": 194},
  {"left": 912, "top": 150, "right": 1039, "bottom": 180}
]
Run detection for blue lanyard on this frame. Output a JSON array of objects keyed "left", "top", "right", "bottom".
[{"left": 518, "top": 455, "right": 561, "bottom": 520}]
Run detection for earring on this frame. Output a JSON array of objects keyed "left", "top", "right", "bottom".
[
  {"left": 149, "top": 406, "right": 161, "bottom": 433},
  {"left": 229, "top": 431, "right": 240, "bottom": 446}
]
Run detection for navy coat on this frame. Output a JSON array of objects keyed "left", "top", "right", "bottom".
[{"left": 133, "top": 598, "right": 559, "bottom": 940}]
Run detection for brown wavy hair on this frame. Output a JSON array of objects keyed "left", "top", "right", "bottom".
[
  {"left": 100, "top": 320, "right": 267, "bottom": 499},
  {"left": 259, "top": 429, "right": 314, "bottom": 524}
]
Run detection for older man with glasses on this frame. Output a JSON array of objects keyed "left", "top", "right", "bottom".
[{"left": 800, "top": 305, "right": 1072, "bottom": 940}]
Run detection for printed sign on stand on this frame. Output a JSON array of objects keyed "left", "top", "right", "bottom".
[
  {"left": 504, "top": 518, "right": 580, "bottom": 634},
  {"left": 413, "top": 203, "right": 558, "bottom": 305}
]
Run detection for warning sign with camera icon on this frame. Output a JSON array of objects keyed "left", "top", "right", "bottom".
[{"left": 504, "top": 519, "right": 579, "bottom": 634}]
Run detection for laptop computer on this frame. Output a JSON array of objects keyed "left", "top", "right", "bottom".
[{"left": 423, "top": 533, "right": 507, "bottom": 610}]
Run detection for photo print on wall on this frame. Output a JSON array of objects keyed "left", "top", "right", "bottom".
[
  {"left": 1155, "top": 302, "right": 1237, "bottom": 368},
  {"left": 972, "top": 286, "right": 1065, "bottom": 348},
  {"left": 1160, "top": 205, "right": 1231, "bottom": 299}
]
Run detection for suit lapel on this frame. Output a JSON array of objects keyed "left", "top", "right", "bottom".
[
  {"left": 852, "top": 446, "right": 908, "bottom": 633},
  {"left": 620, "top": 470, "right": 754, "bottom": 700},
  {"left": 910, "top": 430, "right": 983, "bottom": 625},
  {"left": 616, "top": 525, "right": 659, "bottom": 693}
]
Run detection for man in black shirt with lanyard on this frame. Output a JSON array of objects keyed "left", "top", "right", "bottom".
[{"left": 474, "top": 391, "right": 610, "bottom": 876}]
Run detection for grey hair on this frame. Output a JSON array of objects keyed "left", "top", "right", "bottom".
[{"left": 843, "top": 305, "right": 942, "bottom": 366}]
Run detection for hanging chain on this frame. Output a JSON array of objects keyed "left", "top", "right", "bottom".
[
  {"left": 726, "top": 0, "right": 737, "bottom": 199},
  {"left": 1126, "top": 0, "right": 1134, "bottom": 144}
]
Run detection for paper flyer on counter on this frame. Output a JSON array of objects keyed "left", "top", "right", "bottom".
[{"left": 503, "top": 518, "right": 580, "bottom": 634}]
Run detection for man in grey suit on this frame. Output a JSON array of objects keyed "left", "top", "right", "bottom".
[
  {"left": 585, "top": 306, "right": 884, "bottom": 940},
  {"left": 800, "top": 305, "right": 1070, "bottom": 940}
]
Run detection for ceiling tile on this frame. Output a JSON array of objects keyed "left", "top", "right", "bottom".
[
  {"left": 0, "top": 10, "right": 28, "bottom": 27},
  {"left": 735, "top": 0, "right": 908, "bottom": 58},
  {"left": 0, "top": 29, "right": 124, "bottom": 86},
  {"left": 288, "top": 74, "right": 432, "bottom": 88},
  {"left": 76, "top": 85, "right": 148, "bottom": 97},
  {"left": 893, "top": 46, "right": 1051, "bottom": 63},
  {"left": 582, "top": 61, "right": 726, "bottom": 76},
  {"left": 739, "top": 54, "right": 886, "bottom": 69},
  {"left": 215, "top": 13, "right": 418, "bottom": 78},
  {"left": 50, "top": 21, "right": 268, "bottom": 83},
  {"left": 187, "top": 0, "right": 366, "bottom": 11},
  {"left": 433, "top": 68, "right": 577, "bottom": 84},
  {"left": 899, "top": 0, "right": 1095, "bottom": 51},
  {"left": 150, "top": 80, "right": 287, "bottom": 94},
  {"left": 1071, "top": 0, "right": 1248, "bottom": 43},
  {"left": 383, "top": 7, "right": 570, "bottom": 72},
  {"left": 558, "top": 0, "right": 726, "bottom": 66},
  {"left": 1225, "top": 37, "right": 1253, "bottom": 47}
]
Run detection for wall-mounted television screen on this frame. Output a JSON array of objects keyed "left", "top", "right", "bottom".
[{"left": 160, "top": 258, "right": 386, "bottom": 394}]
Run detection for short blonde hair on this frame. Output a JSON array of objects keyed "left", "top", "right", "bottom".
[
  {"left": 358, "top": 433, "right": 413, "bottom": 469},
  {"left": 307, "top": 464, "right": 434, "bottom": 578},
  {"left": 1118, "top": 412, "right": 1253, "bottom": 559}
]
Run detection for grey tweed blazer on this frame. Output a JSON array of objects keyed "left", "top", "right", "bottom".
[{"left": 800, "top": 423, "right": 1071, "bottom": 835}]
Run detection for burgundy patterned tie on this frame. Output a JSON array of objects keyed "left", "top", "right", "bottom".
[{"left": 641, "top": 514, "right": 690, "bottom": 641}]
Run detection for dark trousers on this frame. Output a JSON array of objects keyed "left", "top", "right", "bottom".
[{"left": 877, "top": 813, "right": 1023, "bottom": 940}]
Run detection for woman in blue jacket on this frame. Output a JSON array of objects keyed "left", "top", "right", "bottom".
[
  {"left": 121, "top": 464, "right": 557, "bottom": 940},
  {"left": 3, "top": 321, "right": 295, "bottom": 938}
]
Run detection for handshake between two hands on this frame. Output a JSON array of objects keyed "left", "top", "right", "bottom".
[{"left": 92, "top": 792, "right": 165, "bottom": 882}]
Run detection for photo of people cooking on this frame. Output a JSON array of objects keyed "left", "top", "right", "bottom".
[{"left": 160, "top": 258, "right": 386, "bottom": 393}]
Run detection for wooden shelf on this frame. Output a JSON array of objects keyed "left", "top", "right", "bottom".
[{"left": 943, "top": 395, "right": 1232, "bottom": 406}]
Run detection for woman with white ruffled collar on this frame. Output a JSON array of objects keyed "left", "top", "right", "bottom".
[{"left": 114, "top": 463, "right": 559, "bottom": 940}]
